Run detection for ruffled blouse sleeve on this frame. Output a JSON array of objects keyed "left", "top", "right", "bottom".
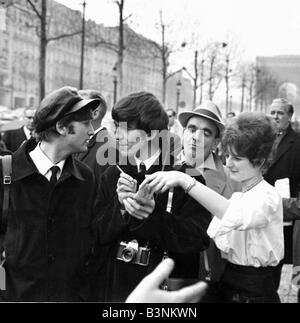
[{"left": 207, "top": 186, "right": 281, "bottom": 239}]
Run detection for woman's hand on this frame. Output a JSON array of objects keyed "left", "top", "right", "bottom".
[{"left": 140, "top": 171, "right": 190, "bottom": 194}]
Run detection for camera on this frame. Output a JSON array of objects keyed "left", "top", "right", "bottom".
[{"left": 116, "top": 240, "right": 150, "bottom": 266}]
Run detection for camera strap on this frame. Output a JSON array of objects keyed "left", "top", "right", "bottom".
[
  {"left": 0, "top": 155, "right": 12, "bottom": 291},
  {"left": 161, "top": 188, "right": 174, "bottom": 290}
]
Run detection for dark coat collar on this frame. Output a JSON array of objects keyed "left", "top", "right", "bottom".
[{"left": 12, "top": 138, "right": 85, "bottom": 182}]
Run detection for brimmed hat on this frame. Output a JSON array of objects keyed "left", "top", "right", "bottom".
[
  {"left": 34, "top": 86, "right": 100, "bottom": 132},
  {"left": 178, "top": 101, "right": 225, "bottom": 134}
]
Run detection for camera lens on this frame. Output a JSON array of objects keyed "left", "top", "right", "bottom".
[{"left": 122, "top": 247, "right": 136, "bottom": 263}]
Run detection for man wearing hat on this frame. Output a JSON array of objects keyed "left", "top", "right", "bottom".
[
  {"left": 265, "top": 98, "right": 300, "bottom": 295},
  {"left": 0, "top": 86, "right": 99, "bottom": 301},
  {"left": 178, "top": 101, "right": 240, "bottom": 285}
]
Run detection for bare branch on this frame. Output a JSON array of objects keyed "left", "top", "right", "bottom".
[
  {"left": 123, "top": 13, "right": 132, "bottom": 22},
  {"left": 90, "top": 40, "right": 118, "bottom": 53},
  {"left": 166, "top": 67, "right": 184, "bottom": 81},
  {"left": 26, "top": 0, "right": 41, "bottom": 20},
  {"left": 48, "top": 30, "right": 82, "bottom": 43}
]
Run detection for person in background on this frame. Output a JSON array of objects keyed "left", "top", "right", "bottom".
[
  {"left": 76, "top": 89, "right": 117, "bottom": 189},
  {"left": 177, "top": 100, "right": 241, "bottom": 284},
  {"left": 166, "top": 108, "right": 183, "bottom": 138},
  {"left": 0, "top": 86, "right": 99, "bottom": 301},
  {"left": 281, "top": 197, "right": 300, "bottom": 302},
  {"left": 226, "top": 111, "right": 236, "bottom": 119},
  {"left": 166, "top": 108, "right": 182, "bottom": 159},
  {"left": 2, "top": 106, "right": 36, "bottom": 152},
  {"left": 142, "top": 112, "right": 284, "bottom": 303},
  {"left": 264, "top": 98, "right": 300, "bottom": 289}
]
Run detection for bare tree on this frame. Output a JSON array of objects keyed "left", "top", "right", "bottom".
[
  {"left": 255, "top": 66, "right": 279, "bottom": 112},
  {"left": 206, "top": 42, "right": 228, "bottom": 101},
  {"left": 238, "top": 62, "right": 279, "bottom": 113},
  {"left": 87, "top": 0, "right": 133, "bottom": 98},
  {"left": 7, "top": 0, "right": 82, "bottom": 101}
]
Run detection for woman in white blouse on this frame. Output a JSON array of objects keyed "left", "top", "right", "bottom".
[{"left": 140, "top": 112, "right": 284, "bottom": 303}]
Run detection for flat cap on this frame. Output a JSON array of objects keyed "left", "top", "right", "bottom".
[{"left": 34, "top": 86, "right": 100, "bottom": 132}]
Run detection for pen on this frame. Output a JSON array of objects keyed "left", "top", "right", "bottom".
[
  {"left": 116, "top": 165, "right": 124, "bottom": 173},
  {"left": 116, "top": 165, "right": 136, "bottom": 185}
]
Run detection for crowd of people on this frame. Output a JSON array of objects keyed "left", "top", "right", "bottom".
[{"left": 0, "top": 86, "right": 299, "bottom": 303}]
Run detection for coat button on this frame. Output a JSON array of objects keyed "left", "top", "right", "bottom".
[{"left": 48, "top": 255, "right": 55, "bottom": 264}]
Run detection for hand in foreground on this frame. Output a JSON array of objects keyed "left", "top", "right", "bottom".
[
  {"left": 140, "top": 171, "right": 189, "bottom": 195},
  {"left": 126, "top": 258, "right": 207, "bottom": 303},
  {"left": 123, "top": 195, "right": 155, "bottom": 220},
  {"left": 117, "top": 172, "right": 137, "bottom": 205}
]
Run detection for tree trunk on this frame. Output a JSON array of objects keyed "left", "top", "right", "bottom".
[
  {"left": 39, "top": 0, "right": 47, "bottom": 101},
  {"left": 240, "top": 80, "right": 245, "bottom": 112},
  {"left": 208, "top": 56, "right": 215, "bottom": 100},
  {"left": 79, "top": 0, "right": 86, "bottom": 90},
  {"left": 225, "top": 58, "right": 229, "bottom": 115},
  {"left": 199, "top": 59, "right": 204, "bottom": 105},
  {"left": 193, "top": 50, "right": 198, "bottom": 109},
  {"left": 161, "top": 18, "right": 167, "bottom": 105},
  {"left": 118, "top": 0, "right": 124, "bottom": 98}
]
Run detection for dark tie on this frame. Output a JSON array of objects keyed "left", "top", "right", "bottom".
[
  {"left": 272, "top": 132, "right": 283, "bottom": 154},
  {"left": 49, "top": 166, "right": 60, "bottom": 189},
  {"left": 139, "top": 162, "right": 146, "bottom": 175}
]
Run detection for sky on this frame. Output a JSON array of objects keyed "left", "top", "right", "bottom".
[{"left": 56, "top": 0, "right": 300, "bottom": 64}]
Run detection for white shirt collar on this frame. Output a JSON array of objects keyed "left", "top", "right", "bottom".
[
  {"left": 29, "top": 143, "right": 66, "bottom": 180},
  {"left": 179, "top": 151, "right": 217, "bottom": 175},
  {"left": 93, "top": 126, "right": 104, "bottom": 136},
  {"left": 196, "top": 152, "right": 217, "bottom": 173},
  {"left": 23, "top": 126, "right": 31, "bottom": 140},
  {"left": 135, "top": 149, "right": 161, "bottom": 172}
]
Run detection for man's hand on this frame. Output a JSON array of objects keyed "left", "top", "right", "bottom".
[
  {"left": 126, "top": 258, "right": 207, "bottom": 303},
  {"left": 123, "top": 195, "right": 155, "bottom": 220},
  {"left": 117, "top": 172, "right": 137, "bottom": 206}
]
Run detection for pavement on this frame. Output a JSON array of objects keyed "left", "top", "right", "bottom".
[{"left": 278, "top": 264, "right": 298, "bottom": 303}]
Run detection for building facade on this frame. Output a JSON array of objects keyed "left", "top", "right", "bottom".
[
  {"left": 0, "top": 0, "right": 163, "bottom": 110},
  {"left": 256, "top": 55, "right": 300, "bottom": 118}
]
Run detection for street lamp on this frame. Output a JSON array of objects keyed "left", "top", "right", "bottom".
[
  {"left": 176, "top": 79, "right": 182, "bottom": 114},
  {"left": 112, "top": 64, "right": 118, "bottom": 105}
]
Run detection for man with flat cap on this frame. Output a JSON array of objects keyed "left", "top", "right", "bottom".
[
  {"left": 265, "top": 98, "right": 300, "bottom": 294},
  {"left": 177, "top": 101, "right": 240, "bottom": 295},
  {"left": 0, "top": 86, "right": 99, "bottom": 302}
]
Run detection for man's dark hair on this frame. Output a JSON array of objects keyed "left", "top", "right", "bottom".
[{"left": 112, "top": 91, "right": 168, "bottom": 134}]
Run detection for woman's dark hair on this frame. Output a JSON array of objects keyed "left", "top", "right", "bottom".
[
  {"left": 111, "top": 91, "right": 168, "bottom": 133},
  {"left": 222, "top": 112, "right": 276, "bottom": 169}
]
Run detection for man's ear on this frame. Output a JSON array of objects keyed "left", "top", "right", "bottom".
[
  {"left": 56, "top": 122, "right": 67, "bottom": 136},
  {"left": 92, "top": 108, "right": 100, "bottom": 120}
]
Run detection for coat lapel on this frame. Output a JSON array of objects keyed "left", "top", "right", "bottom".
[{"left": 270, "top": 128, "right": 296, "bottom": 168}]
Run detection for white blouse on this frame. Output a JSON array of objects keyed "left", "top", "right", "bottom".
[{"left": 207, "top": 180, "right": 284, "bottom": 267}]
